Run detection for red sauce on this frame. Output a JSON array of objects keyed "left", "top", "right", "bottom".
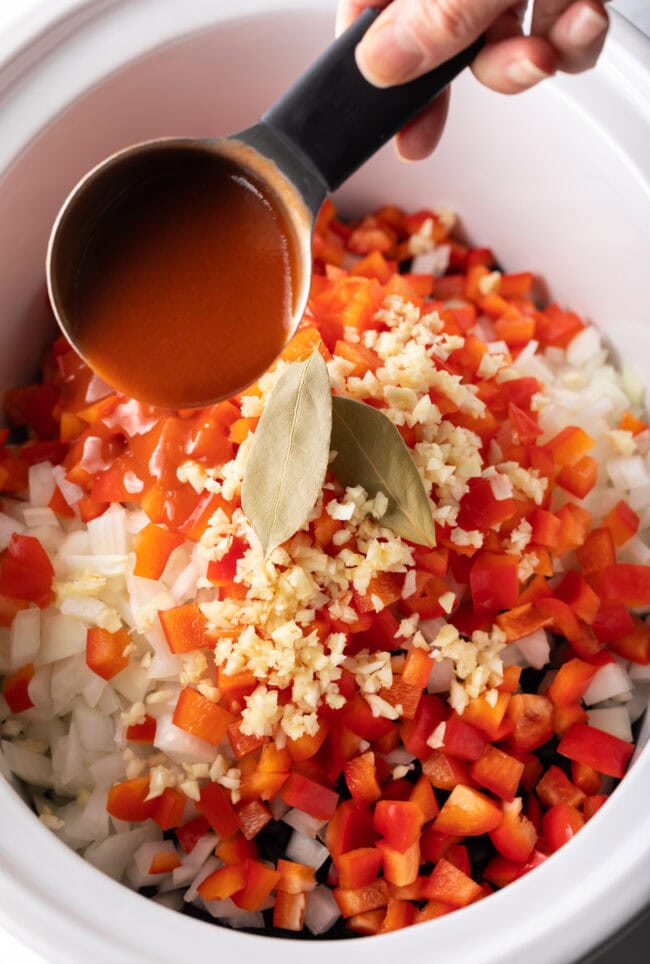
[{"left": 71, "top": 150, "right": 298, "bottom": 409}]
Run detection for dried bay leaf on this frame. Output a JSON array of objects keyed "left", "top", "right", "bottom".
[
  {"left": 330, "top": 396, "right": 436, "bottom": 547},
  {"left": 242, "top": 352, "right": 332, "bottom": 557}
]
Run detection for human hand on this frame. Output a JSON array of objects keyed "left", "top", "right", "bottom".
[{"left": 337, "top": 0, "right": 609, "bottom": 159}]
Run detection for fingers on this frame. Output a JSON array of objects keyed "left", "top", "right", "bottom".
[
  {"left": 395, "top": 89, "right": 451, "bottom": 160},
  {"left": 335, "top": 1, "right": 389, "bottom": 37},
  {"left": 546, "top": 0, "right": 609, "bottom": 72},
  {"left": 354, "top": 0, "right": 514, "bottom": 87},
  {"left": 472, "top": 34, "right": 556, "bottom": 92}
]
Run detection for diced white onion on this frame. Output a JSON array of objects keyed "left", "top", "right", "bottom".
[
  {"left": 184, "top": 856, "right": 221, "bottom": 903},
  {"left": 28, "top": 462, "right": 56, "bottom": 507},
  {"left": 87, "top": 505, "right": 128, "bottom": 556},
  {"left": 23, "top": 507, "right": 59, "bottom": 529},
  {"left": 85, "top": 825, "right": 161, "bottom": 880},
  {"left": 0, "top": 511, "right": 24, "bottom": 551},
  {"left": 73, "top": 704, "right": 115, "bottom": 752},
  {"left": 304, "top": 885, "right": 341, "bottom": 936},
  {"left": 587, "top": 706, "right": 633, "bottom": 743},
  {"left": 1, "top": 739, "right": 53, "bottom": 787},
  {"left": 516, "top": 629, "right": 550, "bottom": 669},
  {"left": 286, "top": 831, "right": 329, "bottom": 869},
  {"left": 427, "top": 657, "right": 454, "bottom": 693},
  {"left": 282, "top": 808, "right": 326, "bottom": 839},
  {"left": 38, "top": 614, "right": 86, "bottom": 664},
  {"left": 154, "top": 714, "right": 215, "bottom": 763},
  {"left": 8, "top": 607, "right": 40, "bottom": 670},
  {"left": 582, "top": 663, "right": 633, "bottom": 707}
]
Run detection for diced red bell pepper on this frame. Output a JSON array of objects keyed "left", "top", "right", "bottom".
[
  {"left": 571, "top": 761, "right": 602, "bottom": 796},
  {"left": 374, "top": 800, "right": 423, "bottom": 853},
  {"left": 126, "top": 714, "right": 157, "bottom": 744},
  {"left": 421, "top": 858, "right": 482, "bottom": 908},
  {"left": 346, "top": 909, "right": 386, "bottom": 934},
  {"left": 235, "top": 799, "right": 272, "bottom": 840},
  {"left": 544, "top": 425, "right": 594, "bottom": 467},
  {"left": 0, "top": 533, "right": 54, "bottom": 608},
  {"left": 326, "top": 801, "right": 378, "bottom": 857},
  {"left": 343, "top": 695, "right": 396, "bottom": 741},
  {"left": 554, "top": 571, "right": 600, "bottom": 625},
  {"left": 489, "top": 798, "right": 537, "bottom": 863},
  {"left": 197, "top": 782, "right": 240, "bottom": 839},
  {"left": 576, "top": 527, "right": 616, "bottom": 574},
  {"left": 434, "top": 784, "right": 502, "bottom": 836},
  {"left": 552, "top": 701, "right": 588, "bottom": 738},
  {"left": 380, "top": 897, "right": 416, "bottom": 932},
  {"left": 583, "top": 794, "right": 609, "bottom": 820},
  {"left": 274, "top": 859, "right": 317, "bottom": 894},
  {"left": 401, "top": 693, "right": 448, "bottom": 760},
  {"left": 344, "top": 750, "right": 382, "bottom": 808},
  {"left": 2, "top": 663, "right": 35, "bottom": 714},
  {"left": 376, "top": 839, "right": 420, "bottom": 887},
  {"left": 334, "top": 879, "right": 390, "bottom": 918},
  {"left": 443, "top": 715, "right": 487, "bottom": 761},
  {"left": 547, "top": 657, "right": 598, "bottom": 707},
  {"left": 542, "top": 803, "right": 584, "bottom": 852},
  {"left": 422, "top": 750, "right": 474, "bottom": 791},
  {"left": 106, "top": 777, "right": 157, "bottom": 822},
  {"left": 535, "top": 765, "right": 585, "bottom": 809},
  {"left": 470, "top": 745, "right": 524, "bottom": 802},
  {"left": 409, "top": 774, "right": 440, "bottom": 822},
  {"left": 205, "top": 535, "right": 247, "bottom": 586},
  {"left": 506, "top": 694, "right": 554, "bottom": 753},
  {"left": 484, "top": 854, "right": 524, "bottom": 888},
  {"left": 470, "top": 552, "right": 519, "bottom": 612},
  {"left": 592, "top": 606, "right": 635, "bottom": 645},
  {"left": 378, "top": 675, "right": 422, "bottom": 720},
  {"left": 603, "top": 499, "right": 639, "bottom": 548},
  {"left": 556, "top": 455, "right": 598, "bottom": 499},
  {"left": 335, "top": 847, "right": 382, "bottom": 889},
  {"left": 280, "top": 771, "right": 339, "bottom": 821},
  {"left": 461, "top": 692, "right": 511, "bottom": 741},
  {"left": 557, "top": 722, "right": 634, "bottom": 779},
  {"left": 529, "top": 509, "right": 562, "bottom": 550},
  {"left": 497, "top": 603, "right": 552, "bottom": 643},
  {"left": 86, "top": 626, "right": 130, "bottom": 681},
  {"left": 148, "top": 850, "right": 181, "bottom": 875},
  {"left": 176, "top": 815, "right": 210, "bottom": 854},
  {"left": 172, "top": 687, "right": 234, "bottom": 745},
  {"left": 590, "top": 564, "right": 650, "bottom": 607},
  {"left": 215, "top": 833, "right": 258, "bottom": 865},
  {"left": 606, "top": 616, "right": 650, "bottom": 664},
  {"left": 199, "top": 862, "right": 248, "bottom": 901},
  {"left": 133, "top": 523, "right": 184, "bottom": 580},
  {"left": 159, "top": 602, "right": 209, "bottom": 654},
  {"left": 457, "top": 478, "right": 516, "bottom": 531},
  {"left": 152, "top": 787, "right": 186, "bottom": 831},
  {"left": 402, "top": 647, "right": 433, "bottom": 689},
  {"left": 273, "top": 890, "right": 307, "bottom": 931}
]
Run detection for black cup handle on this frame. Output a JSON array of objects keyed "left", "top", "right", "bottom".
[{"left": 262, "top": 8, "right": 483, "bottom": 193}]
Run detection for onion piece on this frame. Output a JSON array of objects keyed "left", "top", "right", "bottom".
[
  {"left": 8, "top": 607, "right": 40, "bottom": 670},
  {"left": 28, "top": 462, "right": 56, "bottom": 507},
  {"left": 38, "top": 614, "right": 86, "bottom": 665},
  {"left": 85, "top": 825, "right": 160, "bottom": 880},
  {"left": 154, "top": 713, "right": 215, "bottom": 764},
  {"left": 184, "top": 856, "right": 221, "bottom": 903},
  {"left": 1, "top": 739, "right": 53, "bottom": 787},
  {"left": 0, "top": 511, "right": 24, "bottom": 551},
  {"left": 304, "top": 885, "right": 341, "bottom": 936},
  {"left": 587, "top": 706, "right": 633, "bottom": 743},
  {"left": 286, "top": 831, "right": 329, "bottom": 869},
  {"left": 582, "top": 663, "right": 633, "bottom": 707},
  {"left": 516, "top": 629, "right": 550, "bottom": 669},
  {"left": 282, "top": 808, "right": 326, "bottom": 839},
  {"left": 427, "top": 657, "right": 454, "bottom": 693}
]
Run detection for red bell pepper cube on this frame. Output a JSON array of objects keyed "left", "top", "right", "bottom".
[
  {"left": 591, "top": 606, "right": 635, "bottom": 645},
  {"left": 172, "top": 687, "right": 234, "bottom": 745},
  {"left": 434, "top": 784, "right": 502, "bottom": 836},
  {"left": 232, "top": 859, "right": 281, "bottom": 912},
  {"left": 373, "top": 800, "right": 423, "bottom": 853},
  {"left": 273, "top": 890, "right": 307, "bottom": 931},
  {"left": 554, "top": 571, "right": 600, "bottom": 625},
  {"left": 603, "top": 499, "right": 639, "bottom": 547},
  {"left": 226, "top": 719, "right": 264, "bottom": 761},
  {"left": 334, "top": 847, "right": 382, "bottom": 890},
  {"left": 215, "top": 833, "right": 258, "bottom": 866},
  {"left": 535, "top": 765, "right": 585, "bottom": 809},
  {"left": 176, "top": 815, "right": 210, "bottom": 854},
  {"left": 343, "top": 695, "right": 396, "bottom": 741},
  {"left": 461, "top": 692, "right": 511, "bottom": 741},
  {"left": 506, "top": 694, "right": 554, "bottom": 753},
  {"left": 380, "top": 897, "right": 416, "bottom": 932},
  {"left": 106, "top": 776, "right": 156, "bottom": 822},
  {"left": 470, "top": 552, "right": 519, "bottom": 612},
  {"left": 0, "top": 533, "right": 54, "bottom": 607},
  {"left": 571, "top": 761, "right": 602, "bottom": 796},
  {"left": 198, "top": 863, "right": 247, "bottom": 901},
  {"left": 197, "top": 782, "right": 240, "bottom": 839},
  {"left": 443, "top": 714, "right": 487, "bottom": 761},
  {"left": 496, "top": 603, "right": 552, "bottom": 643},
  {"left": 2, "top": 663, "right": 35, "bottom": 714},
  {"left": 606, "top": 616, "right": 650, "bottom": 664},
  {"left": 159, "top": 602, "right": 209, "bottom": 654},
  {"left": 86, "top": 626, "right": 130, "bottom": 681},
  {"left": 133, "top": 523, "right": 184, "bottom": 580},
  {"left": 583, "top": 794, "right": 609, "bottom": 820},
  {"left": 276, "top": 859, "right": 317, "bottom": 894},
  {"left": 126, "top": 714, "right": 157, "bottom": 744},
  {"left": 529, "top": 508, "right": 562, "bottom": 550},
  {"left": 402, "top": 647, "right": 433, "bottom": 689},
  {"left": 576, "top": 526, "right": 616, "bottom": 574},
  {"left": 376, "top": 839, "right": 420, "bottom": 887},
  {"left": 333, "top": 879, "right": 390, "bottom": 917},
  {"left": 151, "top": 787, "right": 186, "bottom": 831},
  {"left": 590, "top": 563, "right": 650, "bottom": 607},
  {"left": 280, "top": 771, "right": 339, "bottom": 821},
  {"left": 488, "top": 798, "right": 537, "bottom": 863},
  {"left": 422, "top": 750, "right": 474, "bottom": 791},
  {"left": 484, "top": 854, "right": 524, "bottom": 888},
  {"left": 378, "top": 675, "right": 423, "bottom": 720},
  {"left": 542, "top": 803, "right": 584, "bottom": 852},
  {"left": 557, "top": 722, "right": 634, "bottom": 778},
  {"left": 235, "top": 799, "right": 272, "bottom": 840},
  {"left": 556, "top": 455, "right": 598, "bottom": 499},
  {"left": 547, "top": 657, "right": 598, "bottom": 707},
  {"left": 148, "top": 850, "right": 181, "bottom": 874},
  {"left": 470, "top": 745, "right": 524, "bottom": 802},
  {"left": 344, "top": 750, "right": 382, "bottom": 808},
  {"left": 401, "top": 693, "right": 448, "bottom": 759},
  {"left": 457, "top": 477, "right": 516, "bottom": 531},
  {"left": 325, "top": 801, "right": 377, "bottom": 857},
  {"left": 544, "top": 425, "right": 594, "bottom": 467},
  {"left": 421, "top": 858, "right": 482, "bottom": 907},
  {"left": 409, "top": 774, "right": 440, "bottom": 822}
]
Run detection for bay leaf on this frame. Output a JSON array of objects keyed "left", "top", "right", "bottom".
[
  {"left": 242, "top": 352, "right": 332, "bottom": 557},
  {"left": 330, "top": 395, "right": 436, "bottom": 547}
]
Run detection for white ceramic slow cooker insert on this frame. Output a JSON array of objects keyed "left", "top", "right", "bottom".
[{"left": 0, "top": 2, "right": 648, "bottom": 962}]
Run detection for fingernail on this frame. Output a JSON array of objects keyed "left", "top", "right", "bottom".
[
  {"left": 507, "top": 58, "right": 550, "bottom": 88},
  {"left": 569, "top": 6, "right": 608, "bottom": 47},
  {"left": 356, "top": 19, "right": 424, "bottom": 88}
]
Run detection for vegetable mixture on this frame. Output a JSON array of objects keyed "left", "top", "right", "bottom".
[{"left": 1, "top": 199, "right": 649, "bottom": 937}]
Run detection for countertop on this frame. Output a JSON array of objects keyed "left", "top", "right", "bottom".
[{"left": 0, "top": 1, "right": 648, "bottom": 962}]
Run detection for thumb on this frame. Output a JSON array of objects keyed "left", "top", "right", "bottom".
[{"left": 356, "top": 0, "right": 512, "bottom": 87}]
